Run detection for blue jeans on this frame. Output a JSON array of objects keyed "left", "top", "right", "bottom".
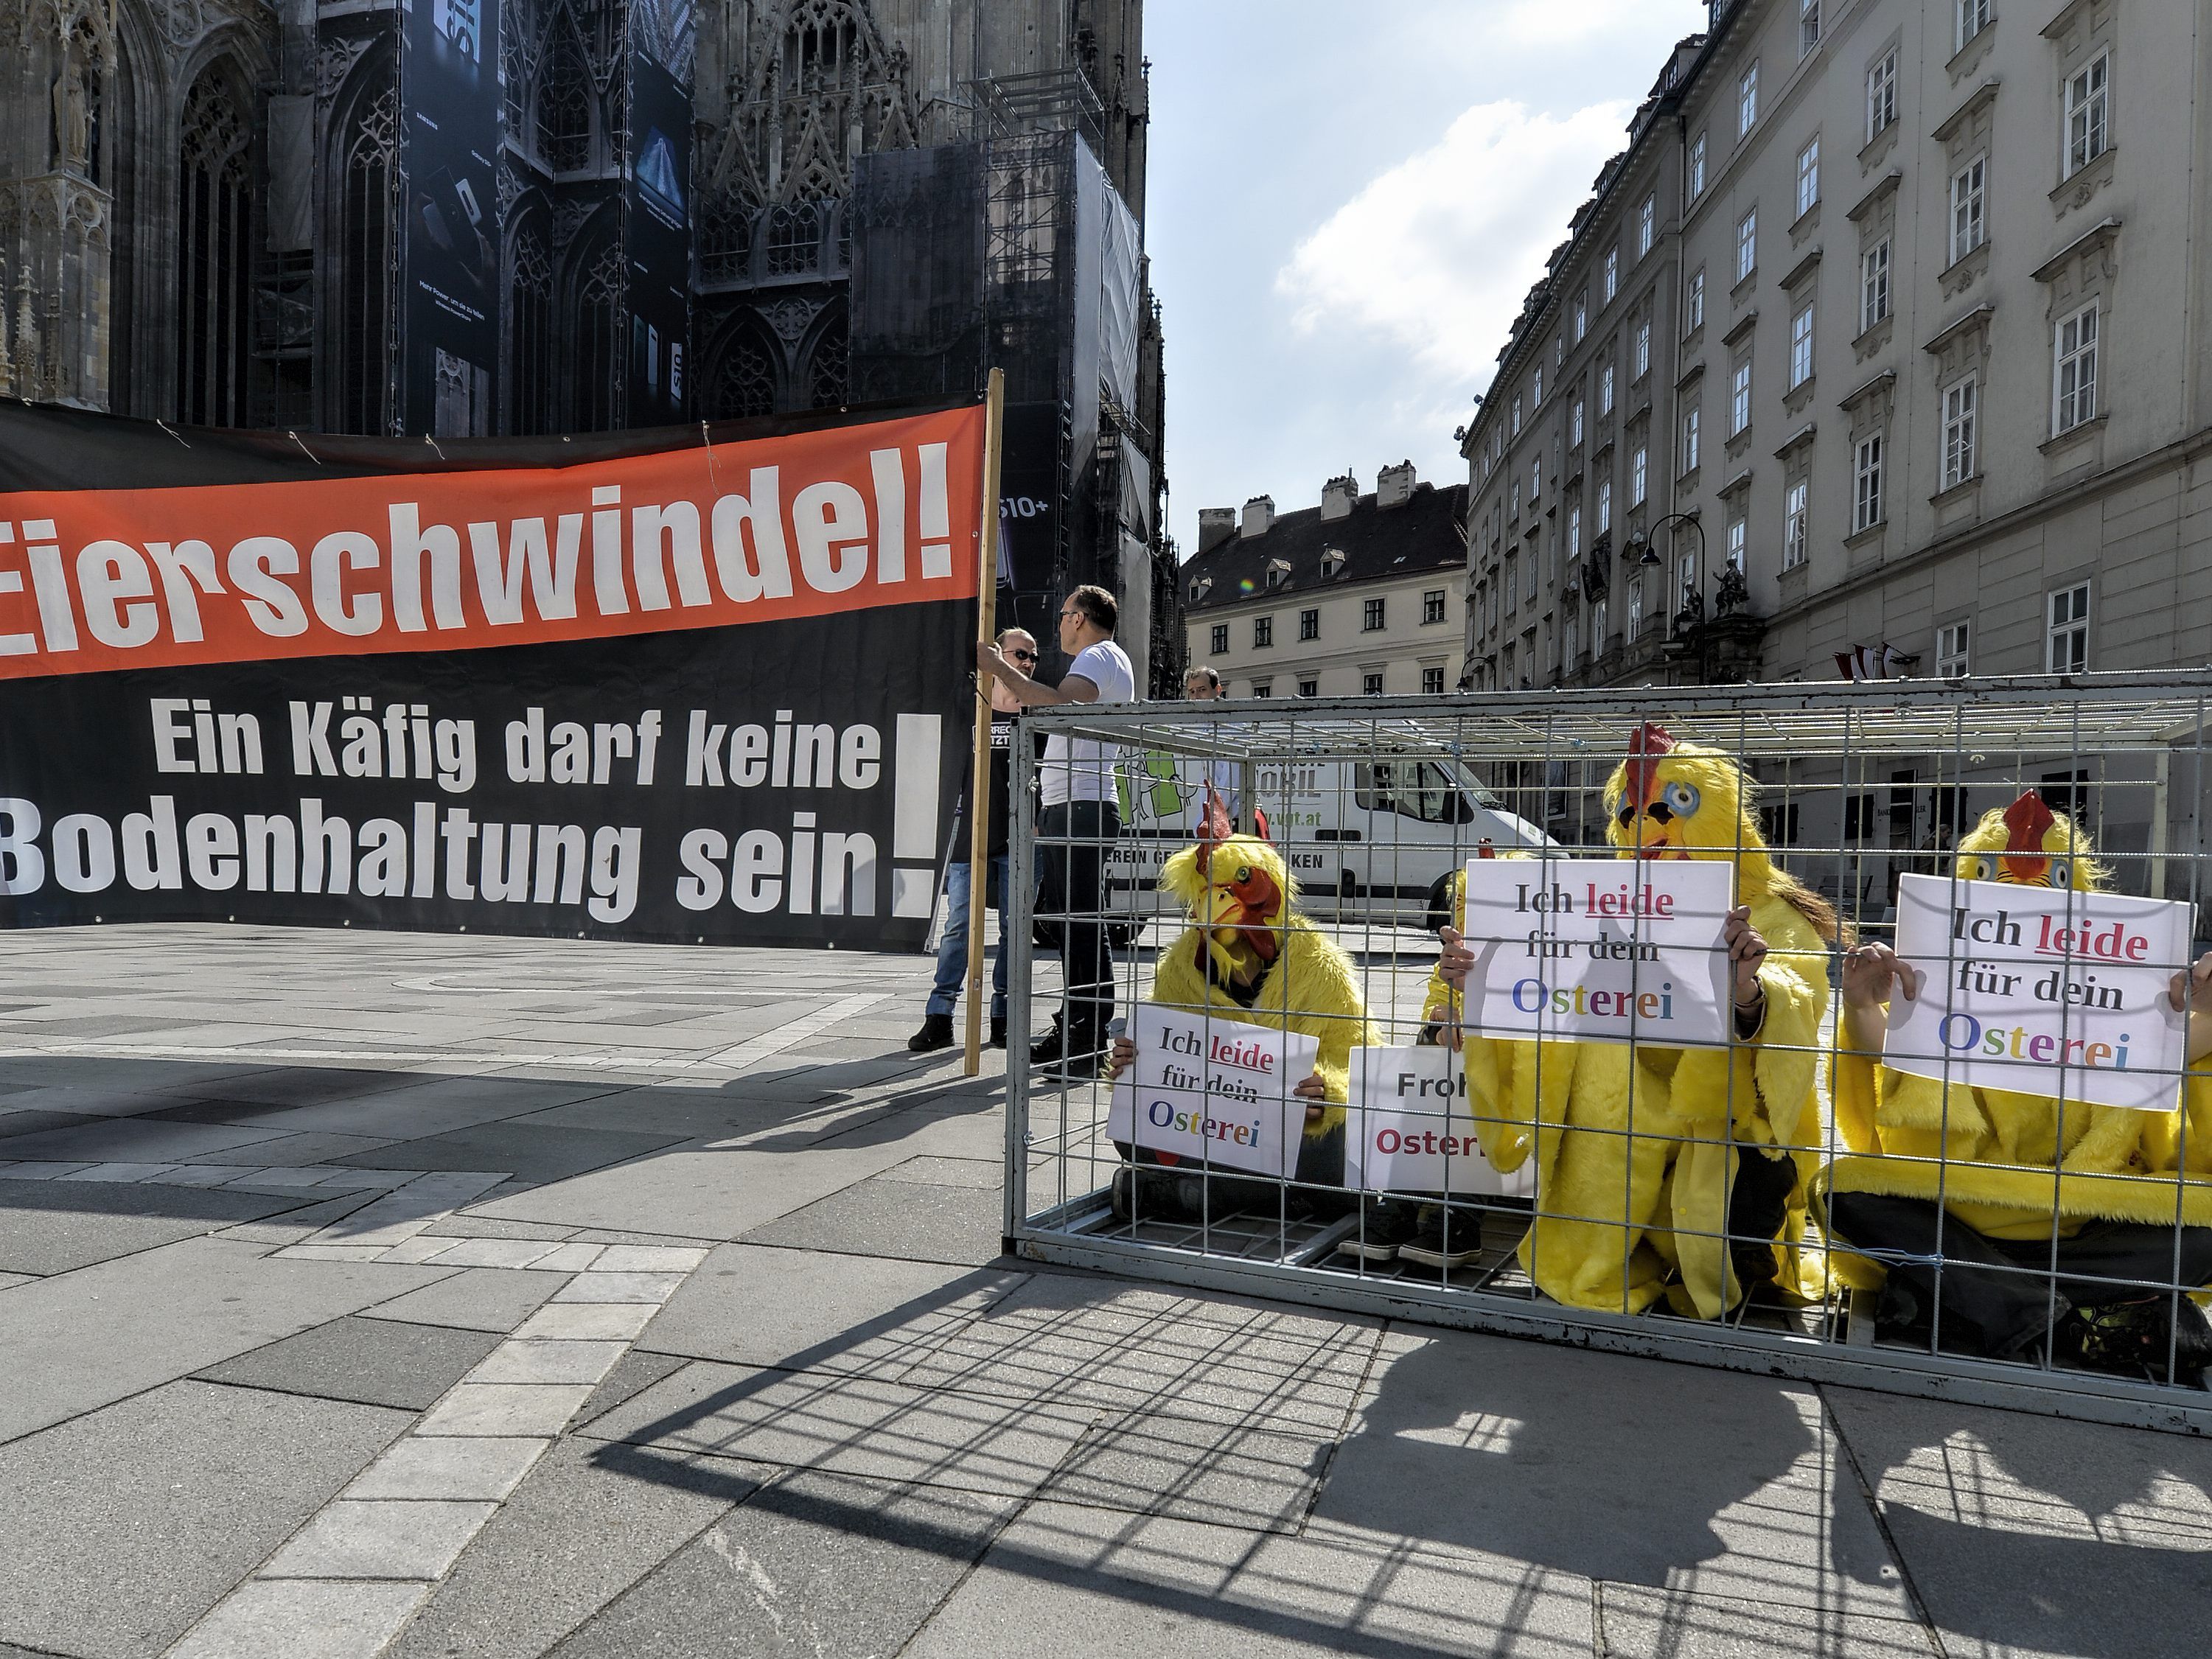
[{"left": 928, "top": 854, "right": 1011, "bottom": 1019}]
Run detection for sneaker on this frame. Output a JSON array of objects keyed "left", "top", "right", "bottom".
[
  {"left": 1398, "top": 1206, "right": 1482, "bottom": 1270},
  {"left": 907, "top": 1013, "right": 955, "bottom": 1053},
  {"left": 1335, "top": 1196, "right": 1420, "bottom": 1263}
]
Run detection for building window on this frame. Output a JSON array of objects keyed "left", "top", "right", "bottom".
[
  {"left": 1297, "top": 676, "right": 1320, "bottom": 699},
  {"left": 1852, "top": 432, "right": 1885, "bottom": 532},
  {"left": 1735, "top": 207, "right": 1757, "bottom": 282},
  {"left": 1564, "top": 611, "right": 1581, "bottom": 667},
  {"left": 1510, "top": 481, "right": 1521, "bottom": 520},
  {"left": 1686, "top": 268, "right": 1706, "bottom": 333},
  {"left": 1591, "top": 596, "right": 1608, "bottom": 648},
  {"left": 1571, "top": 397, "right": 1585, "bottom": 447},
  {"left": 1362, "top": 671, "right": 1385, "bottom": 696},
  {"left": 1299, "top": 607, "right": 1319, "bottom": 641},
  {"left": 1950, "top": 156, "right": 1986, "bottom": 262},
  {"left": 1788, "top": 304, "right": 1815, "bottom": 388},
  {"left": 1739, "top": 62, "right": 1760, "bottom": 136},
  {"left": 1689, "top": 133, "right": 1708, "bottom": 200},
  {"left": 1867, "top": 50, "right": 1898, "bottom": 142},
  {"left": 1629, "top": 576, "right": 1644, "bottom": 633},
  {"left": 1957, "top": 0, "right": 1992, "bottom": 52},
  {"left": 1681, "top": 406, "right": 1701, "bottom": 474},
  {"left": 1726, "top": 515, "right": 1747, "bottom": 572},
  {"left": 1504, "top": 552, "right": 1518, "bottom": 612},
  {"left": 1423, "top": 589, "right": 1447, "bottom": 624},
  {"left": 2054, "top": 304, "right": 2099, "bottom": 433},
  {"left": 1784, "top": 480, "right": 1809, "bottom": 568},
  {"left": 1597, "top": 480, "right": 1613, "bottom": 534},
  {"left": 1511, "top": 394, "right": 1523, "bottom": 436},
  {"left": 1532, "top": 366, "right": 1544, "bottom": 406},
  {"left": 1421, "top": 666, "right": 1446, "bottom": 696},
  {"left": 1631, "top": 444, "right": 1648, "bottom": 506},
  {"left": 1253, "top": 615, "right": 1273, "bottom": 648},
  {"left": 1942, "top": 377, "right": 1978, "bottom": 487},
  {"left": 2047, "top": 583, "right": 2090, "bottom": 672},
  {"left": 1860, "top": 240, "right": 1891, "bottom": 331},
  {"left": 1634, "top": 318, "right": 1651, "bottom": 379},
  {"left": 1209, "top": 623, "right": 1228, "bottom": 655},
  {"left": 1529, "top": 458, "right": 1541, "bottom": 503},
  {"left": 1796, "top": 137, "right": 1821, "bottom": 219},
  {"left": 1937, "top": 618, "right": 1971, "bottom": 678},
  {"left": 1603, "top": 247, "right": 1619, "bottom": 303},
  {"left": 1363, "top": 596, "right": 1386, "bottom": 631},
  {"left": 1638, "top": 195, "right": 1656, "bottom": 257},
  {"left": 1599, "top": 363, "right": 1616, "bottom": 415},
  {"left": 1252, "top": 682, "right": 1272, "bottom": 698},
  {"left": 1801, "top": 0, "right": 1821, "bottom": 55},
  {"left": 1730, "top": 360, "right": 1753, "bottom": 436},
  {"left": 1574, "top": 292, "right": 1588, "bottom": 340},
  {"left": 2065, "top": 52, "right": 2110, "bottom": 177}
]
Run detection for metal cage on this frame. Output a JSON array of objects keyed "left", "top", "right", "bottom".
[{"left": 1002, "top": 672, "right": 2212, "bottom": 1434}]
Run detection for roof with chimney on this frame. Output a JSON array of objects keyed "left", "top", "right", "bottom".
[{"left": 1179, "top": 472, "right": 1469, "bottom": 615}]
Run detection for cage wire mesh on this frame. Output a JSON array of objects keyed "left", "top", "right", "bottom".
[{"left": 1005, "top": 673, "right": 2212, "bottom": 1433}]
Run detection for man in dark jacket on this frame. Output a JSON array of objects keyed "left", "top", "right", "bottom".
[{"left": 910, "top": 627, "right": 1037, "bottom": 1052}]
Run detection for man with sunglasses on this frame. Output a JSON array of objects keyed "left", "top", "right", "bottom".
[
  {"left": 977, "top": 585, "right": 1135, "bottom": 1079},
  {"left": 911, "top": 626, "right": 1039, "bottom": 1052}
]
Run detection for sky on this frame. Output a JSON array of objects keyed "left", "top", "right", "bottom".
[{"left": 1143, "top": 0, "right": 1712, "bottom": 556}]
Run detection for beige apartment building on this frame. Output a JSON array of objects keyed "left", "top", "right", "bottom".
[
  {"left": 1464, "top": 0, "right": 2212, "bottom": 694},
  {"left": 1182, "top": 464, "right": 1468, "bottom": 700}
]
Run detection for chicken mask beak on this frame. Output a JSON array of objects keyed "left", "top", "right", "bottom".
[{"left": 1998, "top": 789, "right": 2056, "bottom": 886}]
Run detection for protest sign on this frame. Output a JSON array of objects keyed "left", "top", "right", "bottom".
[
  {"left": 1456, "top": 856, "right": 1733, "bottom": 1047},
  {"left": 1345, "top": 1044, "right": 1535, "bottom": 1197},
  {"left": 1107, "top": 1003, "right": 1316, "bottom": 1178},
  {"left": 1885, "top": 873, "right": 2191, "bottom": 1113}
]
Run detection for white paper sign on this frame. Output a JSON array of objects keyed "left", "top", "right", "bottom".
[
  {"left": 1345, "top": 1045, "right": 1535, "bottom": 1197},
  {"left": 1885, "top": 873, "right": 2191, "bottom": 1113},
  {"left": 1457, "top": 857, "right": 1734, "bottom": 1047},
  {"left": 1107, "top": 1003, "right": 1318, "bottom": 1177}
]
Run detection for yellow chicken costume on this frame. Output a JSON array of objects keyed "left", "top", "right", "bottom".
[
  {"left": 1148, "top": 794, "right": 1379, "bottom": 1145},
  {"left": 1432, "top": 724, "right": 1839, "bottom": 1319},
  {"left": 1825, "top": 792, "right": 2212, "bottom": 1246}
]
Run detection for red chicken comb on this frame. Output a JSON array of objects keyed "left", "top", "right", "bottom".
[
  {"left": 1623, "top": 722, "right": 1676, "bottom": 808},
  {"left": 1477, "top": 838, "right": 1496, "bottom": 859},
  {"left": 2002, "top": 789, "right": 2056, "bottom": 854},
  {"left": 1196, "top": 784, "right": 1233, "bottom": 874}
]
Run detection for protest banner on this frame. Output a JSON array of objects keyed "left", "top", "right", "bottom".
[
  {"left": 1107, "top": 1004, "right": 1316, "bottom": 1178},
  {"left": 1885, "top": 873, "right": 2191, "bottom": 1113},
  {"left": 1456, "top": 856, "right": 1733, "bottom": 1046},
  {"left": 0, "top": 399, "right": 985, "bottom": 951},
  {"left": 1345, "top": 1044, "right": 1535, "bottom": 1198}
]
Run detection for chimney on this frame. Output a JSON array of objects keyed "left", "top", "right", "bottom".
[
  {"left": 1240, "top": 495, "right": 1275, "bottom": 538},
  {"left": 1319, "top": 472, "right": 1357, "bottom": 520},
  {"left": 1377, "top": 460, "right": 1417, "bottom": 509},
  {"left": 1196, "top": 507, "right": 1238, "bottom": 553}
]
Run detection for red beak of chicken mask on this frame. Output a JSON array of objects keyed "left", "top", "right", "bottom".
[
  {"left": 1998, "top": 789, "right": 2056, "bottom": 886},
  {"left": 1196, "top": 787, "right": 1283, "bottom": 965}
]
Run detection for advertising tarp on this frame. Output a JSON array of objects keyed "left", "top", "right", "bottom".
[
  {"left": 401, "top": 0, "right": 500, "bottom": 436},
  {"left": 0, "top": 402, "right": 984, "bottom": 951}
]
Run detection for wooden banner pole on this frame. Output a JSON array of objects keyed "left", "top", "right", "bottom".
[{"left": 963, "top": 368, "right": 1006, "bottom": 1078}]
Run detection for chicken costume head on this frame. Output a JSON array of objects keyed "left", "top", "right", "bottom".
[
  {"left": 1821, "top": 788, "right": 2212, "bottom": 1250},
  {"left": 1951, "top": 789, "right": 2109, "bottom": 893},
  {"left": 1149, "top": 789, "right": 1377, "bottom": 1124}
]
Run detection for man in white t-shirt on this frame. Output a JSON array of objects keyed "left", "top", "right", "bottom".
[{"left": 977, "top": 583, "right": 1135, "bottom": 1077}]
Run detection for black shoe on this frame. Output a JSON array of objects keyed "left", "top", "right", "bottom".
[
  {"left": 1398, "top": 1205, "right": 1483, "bottom": 1270},
  {"left": 907, "top": 1013, "right": 955, "bottom": 1053},
  {"left": 1335, "top": 1196, "right": 1420, "bottom": 1264},
  {"left": 988, "top": 1018, "right": 1008, "bottom": 1049},
  {"left": 1029, "top": 1025, "right": 1065, "bottom": 1066},
  {"left": 1112, "top": 1164, "right": 1207, "bottom": 1223}
]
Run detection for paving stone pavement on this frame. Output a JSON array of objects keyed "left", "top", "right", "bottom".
[{"left": 3, "top": 924, "right": 2211, "bottom": 1658}]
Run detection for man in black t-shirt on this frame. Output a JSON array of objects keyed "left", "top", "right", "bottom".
[{"left": 910, "top": 627, "right": 1037, "bottom": 1052}]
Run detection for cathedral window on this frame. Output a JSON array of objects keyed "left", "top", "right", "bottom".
[
  {"left": 176, "top": 70, "right": 252, "bottom": 427},
  {"left": 765, "top": 202, "right": 823, "bottom": 276},
  {"left": 538, "top": 7, "right": 593, "bottom": 171},
  {"left": 507, "top": 228, "right": 554, "bottom": 435},
  {"left": 335, "top": 81, "right": 397, "bottom": 434},
  {"left": 711, "top": 323, "right": 777, "bottom": 419}
]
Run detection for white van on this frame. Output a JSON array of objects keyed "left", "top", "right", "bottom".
[{"left": 1106, "top": 745, "right": 1551, "bottom": 934}]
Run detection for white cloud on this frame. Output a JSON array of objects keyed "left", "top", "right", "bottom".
[{"left": 1277, "top": 99, "right": 1637, "bottom": 394}]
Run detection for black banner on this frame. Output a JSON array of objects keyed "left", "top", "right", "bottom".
[
  {"left": 624, "top": 41, "right": 694, "bottom": 425},
  {"left": 0, "top": 402, "right": 986, "bottom": 951}
]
